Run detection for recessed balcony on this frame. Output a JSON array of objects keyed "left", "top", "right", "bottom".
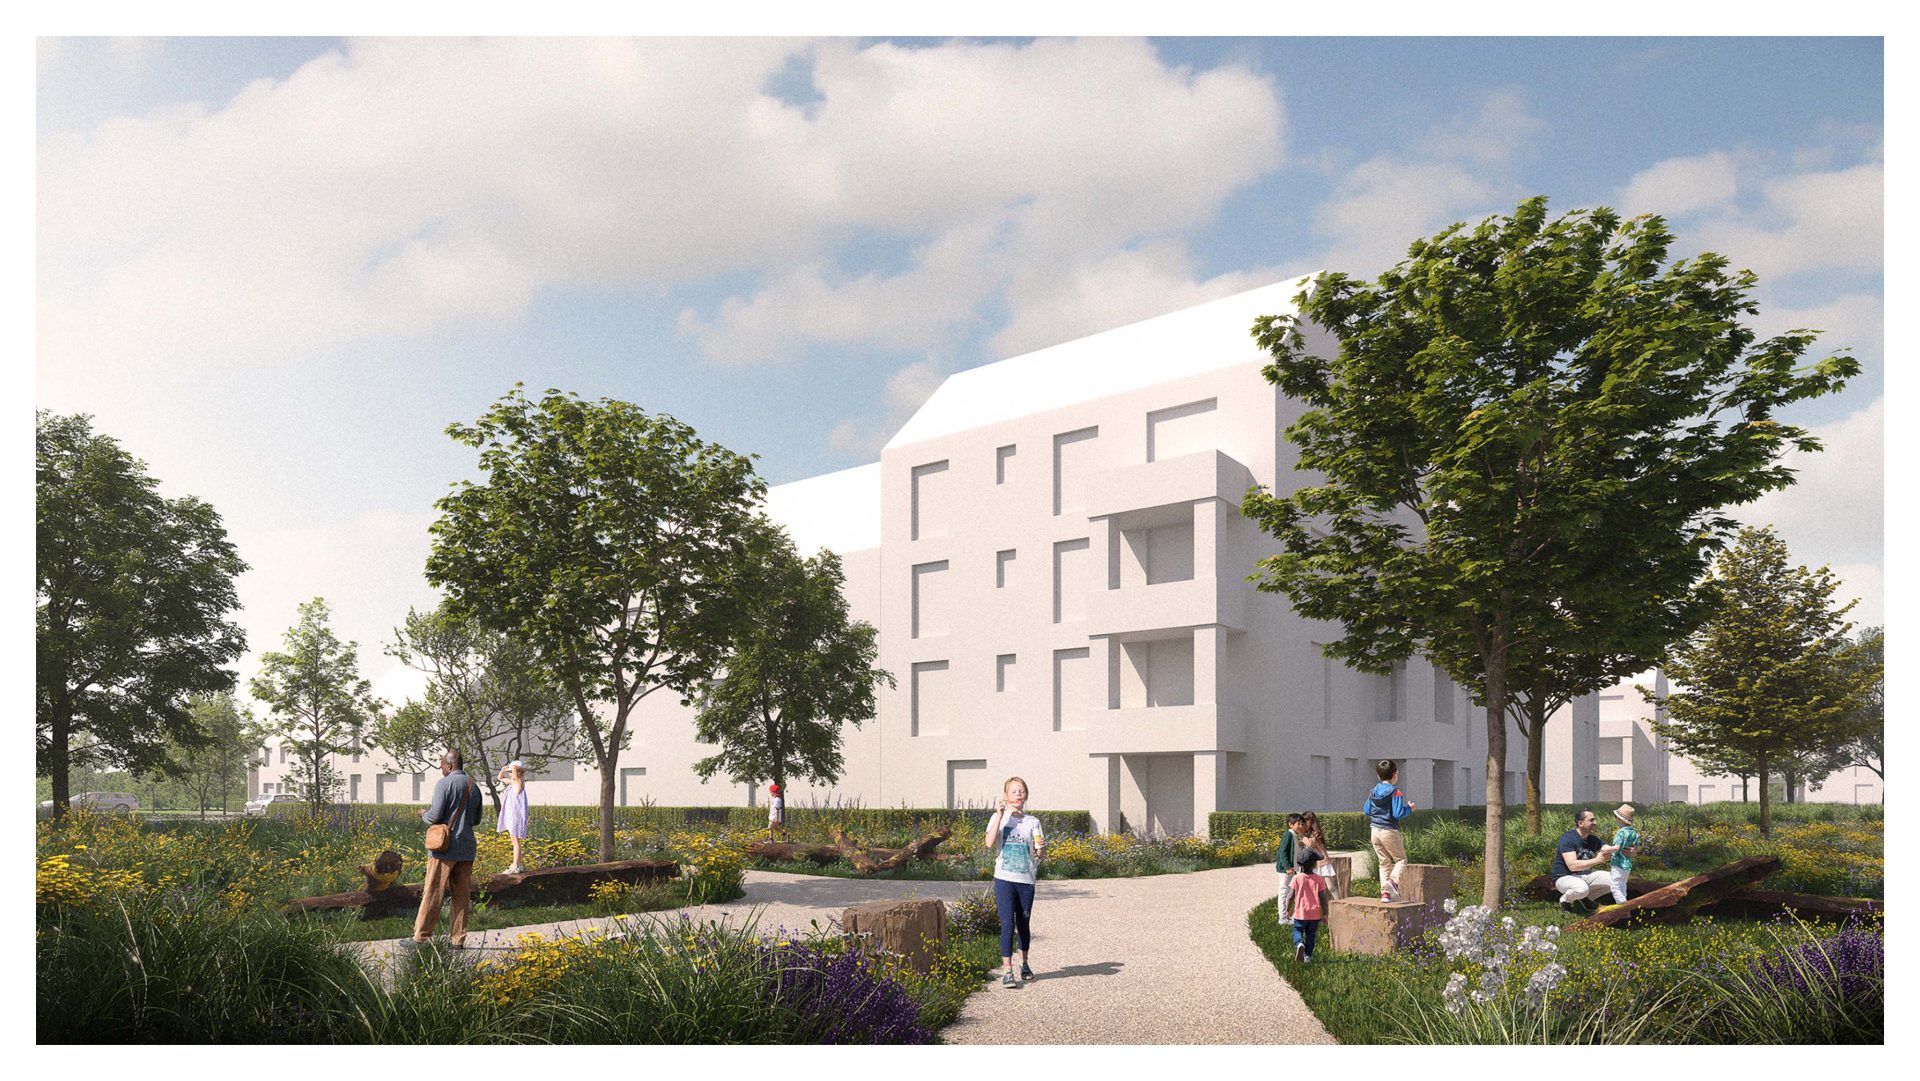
[
  {"left": 1084, "top": 449, "right": 1256, "bottom": 521},
  {"left": 1086, "top": 575, "right": 1248, "bottom": 635},
  {"left": 1082, "top": 702, "right": 1248, "bottom": 755}
]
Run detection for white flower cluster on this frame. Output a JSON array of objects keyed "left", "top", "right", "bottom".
[{"left": 1435, "top": 904, "right": 1564, "bottom": 1016}]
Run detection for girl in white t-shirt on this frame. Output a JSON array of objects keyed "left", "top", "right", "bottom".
[{"left": 984, "top": 775, "right": 1044, "bottom": 987}]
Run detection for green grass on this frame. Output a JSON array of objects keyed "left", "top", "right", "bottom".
[{"left": 313, "top": 878, "right": 748, "bottom": 943}]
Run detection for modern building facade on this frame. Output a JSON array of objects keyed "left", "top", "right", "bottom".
[{"left": 254, "top": 278, "right": 1610, "bottom": 835}]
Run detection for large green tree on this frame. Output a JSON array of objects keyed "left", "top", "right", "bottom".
[
  {"left": 377, "top": 602, "right": 578, "bottom": 814},
  {"left": 250, "top": 598, "right": 383, "bottom": 814},
  {"left": 37, "top": 412, "right": 249, "bottom": 819},
  {"left": 1241, "top": 198, "right": 1857, "bottom": 903},
  {"left": 1649, "top": 528, "right": 1877, "bottom": 836},
  {"left": 691, "top": 520, "right": 893, "bottom": 802},
  {"left": 427, "top": 386, "right": 765, "bottom": 861}
]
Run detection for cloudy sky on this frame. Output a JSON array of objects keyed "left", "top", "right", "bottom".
[{"left": 34, "top": 35, "right": 1884, "bottom": 710}]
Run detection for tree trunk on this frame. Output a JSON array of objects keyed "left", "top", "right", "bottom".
[
  {"left": 49, "top": 703, "right": 71, "bottom": 822},
  {"left": 1525, "top": 696, "right": 1547, "bottom": 835},
  {"left": 1756, "top": 752, "right": 1772, "bottom": 839},
  {"left": 1483, "top": 632, "right": 1510, "bottom": 909}
]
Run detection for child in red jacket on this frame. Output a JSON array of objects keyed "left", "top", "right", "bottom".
[{"left": 1290, "top": 849, "right": 1330, "bottom": 962}]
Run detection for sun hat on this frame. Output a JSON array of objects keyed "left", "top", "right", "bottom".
[
  {"left": 1613, "top": 804, "right": 1636, "bottom": 825},
  {"left": 509, "top": 760, "right": 526, "bottom": 771}
]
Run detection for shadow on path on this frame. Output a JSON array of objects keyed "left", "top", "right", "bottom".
[{"left": 1034, "top": 960, "right": 1124, "bottom": 981}]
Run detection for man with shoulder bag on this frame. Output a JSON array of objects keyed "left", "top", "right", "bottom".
[{"left": 414, "top": 749, "right": 484, "bottom": 948}]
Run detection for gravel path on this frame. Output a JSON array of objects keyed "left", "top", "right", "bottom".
[
  {"left": 941, "top": 864, "right": 1333, "bottom": 1045},
  {"left": 350, "top": 864, "right": 1332, "bottom": 1044}
]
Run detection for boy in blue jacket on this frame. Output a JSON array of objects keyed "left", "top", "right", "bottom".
[{"left": 1364, "top": 759, "right": 1415, "bottom": 901}]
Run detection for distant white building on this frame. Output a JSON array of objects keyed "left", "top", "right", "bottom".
[{"left": 254, "top": 277, "right": 1625, "bottom": 835}]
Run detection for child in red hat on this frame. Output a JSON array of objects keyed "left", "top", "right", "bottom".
[{"left": 767, "top": 783, "right": 785, "bottom": 840}]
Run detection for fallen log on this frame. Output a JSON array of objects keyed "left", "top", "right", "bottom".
[
  {"left": 1523, "top": 872, "right": 1879, "bottom": 922},
  {"left": 1699, "top": 889, "right": 1883, "bottom": 921},
  {"left": 747, "top": 841, "right": 848, "bottom": 865},
  {"left": 282, "top": 854, "right": 679, "bottom": 919},
  {"left": 752, "top": 827, "right": 954, "bottom": 874},
  {"left": 1562, "top": 855, "right": 1780, "bottom": 931}
]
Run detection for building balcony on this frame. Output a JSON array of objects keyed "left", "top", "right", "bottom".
[
  {"left": 1082, "top": 702, "right": 1248, "bottom": 755},
  {"left": 1085, "top": 575, "right": 1248, "bottom": 635},
  {"left": 1598, "top": 717, "right": 1638, "bottom": 740},
  {"left": 1084, "top": 450, "right": 1256, "bottom": 520}
]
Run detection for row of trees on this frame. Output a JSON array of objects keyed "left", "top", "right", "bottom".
[
  {"left": 1243, "top": 196, "right": 1870, "bottom": 902},
  {"left": 39, "top": 398, "right": 892, "bottom": 855}
]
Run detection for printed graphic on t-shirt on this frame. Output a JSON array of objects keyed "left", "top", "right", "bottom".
[{"left": 1000, "top": 837, "right": 1034, "bottom": 876}]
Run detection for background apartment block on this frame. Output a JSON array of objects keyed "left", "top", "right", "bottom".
[{"left": 252, "top": 278, "right": 1683, "bottom": 834}]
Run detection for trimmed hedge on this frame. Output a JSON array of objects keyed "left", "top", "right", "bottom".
[
  {"left": 1211, "top": 800, "right": 1883, "bottom": 847},
  {"left": 268, "top": 801, "right": 1093, "bottom": 837}
]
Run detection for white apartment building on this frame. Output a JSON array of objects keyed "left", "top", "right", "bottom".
[{"left": 255, "top": 277, "right": 1600, "bottom": 836}]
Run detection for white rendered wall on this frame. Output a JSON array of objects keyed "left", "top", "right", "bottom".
[{"left": 254, "top": 280, "right": 1544, "bottom": 832}]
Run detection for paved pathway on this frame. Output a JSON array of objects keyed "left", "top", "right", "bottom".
[
  {"left": 352, "top": 864, "right": 1332, "bottom": 1044},
  {"left": 941, "top": 864, "right": 1332, "bottom": 1044}
]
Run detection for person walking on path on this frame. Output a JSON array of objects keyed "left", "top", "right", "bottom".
[
  {"left": 495, "top": 759, "right": 530, "bottom": 874},
  {"left": 1288, "top": 850, "right": 1330, "bottom": 963},
  {"left": 767, "top": 783, "right": 785, "bottom": 840},
  {"left": 1550, "top": 809, "right": 1618, "bottom": 912},
  {"left": 1607, "top": 804, "right": 1639, "bottom": 904},
  {"left": 1364, "top": 760, "right": 1414, "bottom": 901},
  {"left": 1275, "top": 812, "right": 1303, "bottom": 926},
  {"left": 414, "top": 750, "right": 483, "bottom": 947},
  {"left": 985, "top": 775, "right": 1045, "bottom": 988}
]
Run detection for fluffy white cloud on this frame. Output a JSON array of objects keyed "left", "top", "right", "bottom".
[
  {"left": 1747, "top": 291, "right": 1882, "bottom": 360},
  {"left": 230, "top": 507, "right": 441, "bottom": 712},
  {"left": 827, "top": 359, "right": 949, "bottom": 458},
  {"left": 989, "top": 241, "right": 1292, "bottom": 358},
  {"left": 40, "top": 37, "right": 1286, "bottom": 382},
  {"left": 1737, "top": 397, "right": 1881, "bottom": 576},
  {"left": 1691, "top": 161, "right": 1882, "bottom": 279},
  {"left": 679, "top": 38, "right": 1286, "bottom": 366},
  {"left": 1618, "top": 151, "right": 1739, "bottom": 217},
  {"left": 1417, "top": 88, "right": 1545, "bottom": 165}
]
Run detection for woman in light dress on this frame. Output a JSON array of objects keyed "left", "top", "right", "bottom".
[
  {"left": 1299, "top": 811, "right": 1339, "bottom": 898},
  {"left": 496, "top": 759, "right": 530, "bottom": 874}
]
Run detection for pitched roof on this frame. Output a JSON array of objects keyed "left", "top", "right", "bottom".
[{"left": 884, "top": 274, "right": 1314, "bottom": 451}]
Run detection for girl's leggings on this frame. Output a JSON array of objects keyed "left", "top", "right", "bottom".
[
  {"left": 1291, "top": 918, "right": 1320, "bottom": 957},
  {"left": 994, "top": 877, "right": 1035, "bottom": 957}
]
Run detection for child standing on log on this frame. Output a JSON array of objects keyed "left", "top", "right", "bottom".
[
  {"left": 496, "top": 760, "right": 529, "bottom": 875},
  {"left": 1289, "top": 849, "right": 1330, "bottom": 962},
  {"left": 985, "top": 775, "right": 1044, "bottom": 987},
  {"left": 1608, "top": 804, "right": 1639, "bottom": 903}
]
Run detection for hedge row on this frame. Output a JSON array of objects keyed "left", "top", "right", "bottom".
[
  {"left": 266, "top": 801, "right": 1094, "bottom": 837},
  {"left": 1210, "top": 800, "right": 1883, "bottom": 846}
]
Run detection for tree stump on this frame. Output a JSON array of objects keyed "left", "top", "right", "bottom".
[
  {"left": 842, "top": 898, "right": 947, "bottom": 974},
  {"left": 1325, "top": 896, "right": 1445, "bottom": 955},
  {"left": 1399, "top": 864, "right": 1454, "bottom": 906}
]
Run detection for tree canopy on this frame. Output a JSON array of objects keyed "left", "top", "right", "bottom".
[
  {"left": 37, "top": 411, "right": 249, "bottom": 818},
  {"left": 691, "top": 520, "right": 893, "bottom": 801},
  {"left": 1650, "top": 528, "right": 1878, "bottom": 835},
  {"left": 377, "top": 601, "right": 578, "bottom": 812},
  {"left": 1241, "top": 197, "right": 1859, "bottom": 902},
  {"left": 250, "top": 598, "right": 383, "bottom": 814},
  {"left": 427, "top": 386, "right": 766, "bottom": 860}
]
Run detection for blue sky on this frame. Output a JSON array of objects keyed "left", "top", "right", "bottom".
[{"left": 34, "top": 35, "right": 1885, "bottom": 705}]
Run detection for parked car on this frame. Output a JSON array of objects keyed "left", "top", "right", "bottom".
[
  {"left": 37, "top": 791, "right": 140, "bottom": 818},
  {"left": 243, "top": 792, "right": 305, "bottom": 816}
]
